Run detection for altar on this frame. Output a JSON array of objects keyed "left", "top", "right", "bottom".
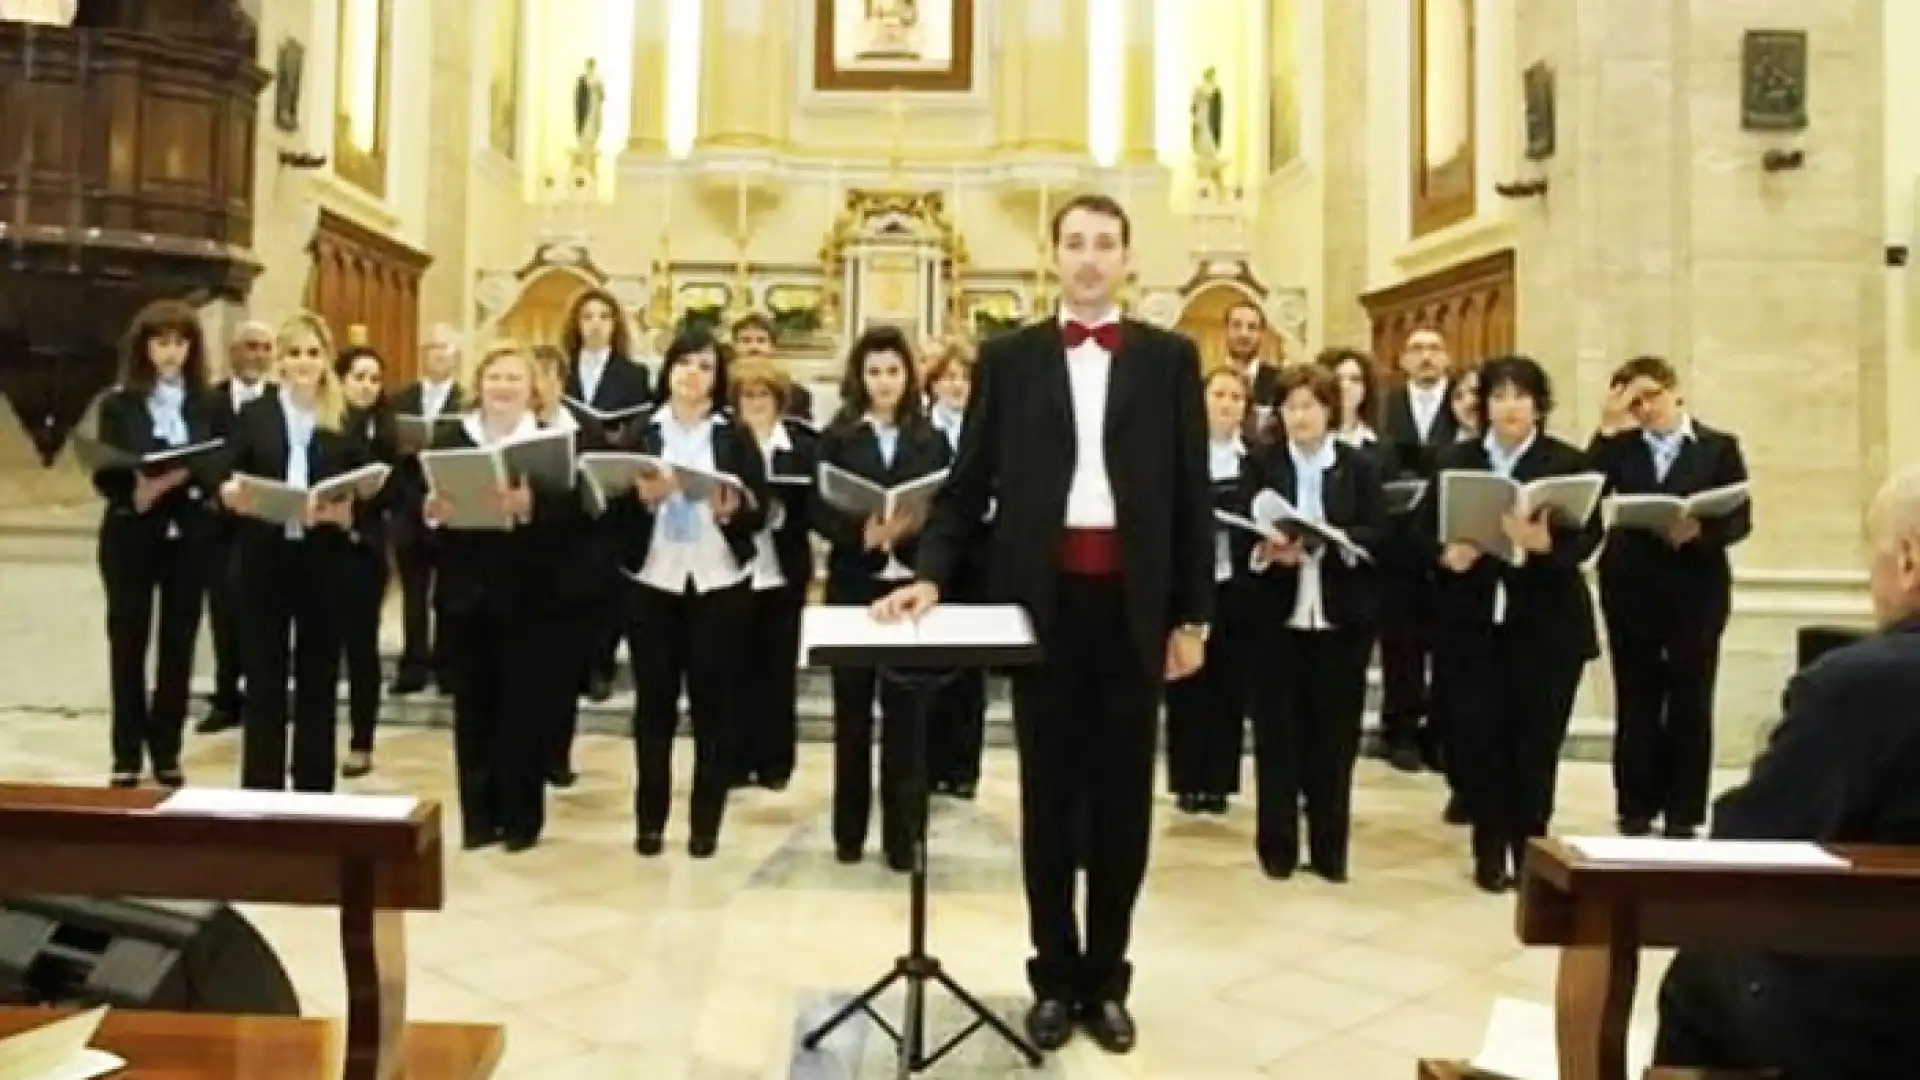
[{"left": 820, "top": 189, "right": 970, "bottom": 346}]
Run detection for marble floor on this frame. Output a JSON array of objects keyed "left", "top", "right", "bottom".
[{"left": 0, "top": 711, "right": 1723, "bottom": 1079}]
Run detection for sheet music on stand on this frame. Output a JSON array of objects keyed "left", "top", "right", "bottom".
[{"left": 800, "top": 604, "right": 1039, "bottom": 668}]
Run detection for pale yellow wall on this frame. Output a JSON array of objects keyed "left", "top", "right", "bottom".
[
  {"left": 1255, "top": 0, "right": 1325, "bottom": 352},
  {"left": 1887, "top": 0, "right": 1920, "bottom": 470}
]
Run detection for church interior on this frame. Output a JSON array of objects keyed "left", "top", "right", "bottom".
[{"left": 0, "top": 0, "right": 1915, "bottom": 1076}]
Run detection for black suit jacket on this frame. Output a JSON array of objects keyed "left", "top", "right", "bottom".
[
  {"left": 756, "top": 418, "right": 820, "bottom": 587},
  {"left": 812, "top": 417, "right": 951, "bottom": 586},
  {"left": 1706, "top": 618, "right": 1920, "bottom": 1076},
  {"left": 387, "top": 380, "right": 469, "bottom": 548},
  {"left": 1238, "top": 439, "right": 1389, "bottom": 629},
  {"left": 916, "top": 318, "right": 1214, "bottom": 669},
  {"left": 1590, "top": 421, "right": 1752, "bottom": 625},
  {"left": 1413, "top": 433, "right": 1604, "bottom": 661},
  {"left": 611, "top": 413, "right": 771, "bottom": 575},
  {"left": 565, "top": 352, "right": 653, "bottom": 446},
  {"left": 1381, "top": 380, "right": 1460, "bottom": 479},
  {"left": 90, "top": 386, "right": 223, "bottom": 542},
  {"left": 224, "top": 395, "right": 371, "bottom": 561},
  {"left": 786, "top": 382, "right": 815, "bottom": 424},
  {"left": 345, "top": 401, "right": 400, "bottom": 553},
  {"left": 427, "top": 419, "right": 587, "bottom": 614}
]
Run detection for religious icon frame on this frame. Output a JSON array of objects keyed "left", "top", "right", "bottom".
[{"left": 811, "top": 0, "right": 975, "bottom": 93}]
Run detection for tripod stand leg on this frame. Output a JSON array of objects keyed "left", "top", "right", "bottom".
[
  {"left": 801, "top": 964, "right": 905, "bottom": 1051},
  {"left": 898, "top": 971, "right": 925, "bottom": 1077},
  {"left": 931, "top": 968, "right": 1045, "bottom": 1066}
]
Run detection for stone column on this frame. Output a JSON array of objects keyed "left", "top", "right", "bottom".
[
  {"left": 697, "top": 0, "right": 786, "bottom": 150},
  {"left": 1014, "top": 0, "right": 1088, "bottom": 154},
  {"left": 625, "top": 0, "right": 669, "bottom": 153},
  {"left": 991, "top": 4, "right": 1029, "bottom": 152},
  {"left": 1318, "top": 0, "right": 1369, "bottom": 346},
  {"left": 419, "top": 0, "right": 474, "bottom": 328},
  {"left": 1511, "top": 0, "right": 1887, "bottom": 754},
  {"left": 1117, "top": 0, "right": 1156, "bottom": 165}
]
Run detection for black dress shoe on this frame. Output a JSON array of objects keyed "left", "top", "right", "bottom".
[
  {"left": 502, "top": 834, "right": 538, "bottom": 854},
  {"left": 758, "top": 775, "right": 790, "bottom": 792},
  {"left": 1175, "top": 793, "right": 1198, "bottom": 814},
  {"left": 688, "top": 836, "right": 718, "bottom": 859},
  {"left": 1312, "top": 863, "right": 1349, "bottom": 884},
  {"left": 194, "top": 709, "right": 240, "bottom": 734},
  {"left": 884, "top": 848, "right": 913, "bottom": 873},
  {"left": 108, "top": 771, "right": 140, "bottom": 789},
  {"left": 546, "top": 767, "right": 578, "bottom": 789},
  {"left": 152, "top": 766, "right": 185, "bottom": 789},
  {"left": 584, "top": 676, "right": 613, "bottom": 703},
  {"left": 1023, "top": 999, "right": 1074, "bottom": 1051},
  {"left": 1079, "top": 999, "right": 1137, "bottom": 1054},
  {"left": 950, "top": 781, "right": 976, "bottom": 800},
  {"left": 462, "top": 830, "right": 501, "bottom": 851},
  {"left": 1472, "top": 863, "right": 1514, "bottom": 894},
  {"left": 1259, "top": 856, "right": 1296, "bottom": 880},
  {"left": 634, "top": 832, "right": 664, "bottom": 857},
  {"left": 1387, "top": 744, "right": 1425, "bottom": 773},
  {"left": 340, "top": 752, "right": 373, "bottom": 780},
  {"left": 1202, "top": 794, "right": 1230, "bottom": 816},
  {"left": 1619, "top": 816, "right": 1655, "bottom": 837},
  {"left": 1662, "top": 822, "right": 1700, "bottom": 840},
  {"left": 1443, "top": 795, "right": 1469, "bottom": 826},
  {"left": 388, "top": 671, "right": 428, "bottom": 696},
  {"left": 834, "top": 845, "right": 863, "bottom": 864}
]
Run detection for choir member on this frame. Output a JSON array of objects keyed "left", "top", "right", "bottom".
[
  {"left": 922, "top": 337, "right": 988, "bottom": 800},
  {"left": 220, "top": 312, "right": 370, "bottom": 792},
  {"left": 1165, "top": 366, "right": 1255, "bottom": 815},
  {"left": 92, "top": 300, "right": 221, "bottom": 788},
  {"left": 613, "top": 328, "right": 766, "bottom": 857},
  {"left": 732, "top": 311, "right": 814, "bottom": 421},
  {"left": 333, "top": 345, "right": 397, "bottom": 778},
  {"left": 1223, "top": 299, "right": 1279, "bottom": 411},
  {"left": 1448, "top": 366, "right": 1480, "bottom": 440},
  {"left": 1243, "top": 364, "right": 1388, "bottom": 881},
  {"left": 728, "top": 357, "right": 818, "bottom": 791},
  {"left": 879, "top": 194, "right": 1214, "bottom": 1054},
  {"left": 196, "top": 320, "right": 273, "bottom": 734},
  {"left": 1377, "top": 328, "right": 1459, "bottom": 773},
  {"left": 531, "top": 344, "right": 599, "bottom": 787},
  {"left": 563, "top": 287, "right": 654, "bottom": 702},
  {"left": 1432, "top": 361, "right": 1481, "bottom": 826},
  {"left": 387, "top": 324, "right": 465, "bottom": 697},
  {"left": 427, "top": 341, "right": 580, "bottom": 851},
  {"left": 1414, "top": 355, "right": 1603, "bottom": 892},
  {"left": 1590, "top": 356, "right": 1752, "bottom": 839},
  {"left": 813, "top": 326, "right": 952, "bottom": 870},
  {"left": 1318, "top": 347, "right": 1381, "bottom": 449}
]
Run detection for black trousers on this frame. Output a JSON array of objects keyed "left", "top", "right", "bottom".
[
  {"left": 826, "top": 575, "right": 918, "bottom": 859},
  {"left": 99, "top": 525, "right": 204, "bottom": 774},
  {"left": 1440, "top": 622, "right": 1584, "bottom": 869},
  {"left": 201, "top": 528, "right": 244, "bottom": 714},
  {"left": 392, "top": 519, "right": 447, "bottom": 679},
  {"left": 1604, "top": 596, "right": 1726, "bottom": 829},
  {"left": 340, "top": 542, "right": 387, "bottom": 754},
  {"left": 543, "top": 588, "right": 600, "bottom": 775},
  {"left": 444, "top": 599, "right": 551, "bottom": 844},
  {"left": 1011, "top": 573, "right": 1158, "bottom": 1006},
  {"left": 629, "top": 580, "right": 746, "bottom": 841},
  {"left": 736, "top": 582, "right": 806, "bottom": 786},
  {"left": 928, "top": 668, "right": 986, "bottom": 789},
  {"left": 238, "top": 536, "right": 346, "bottom": 792},
  {"left": 1655, "top": 950, "right": 1794, "bottom": 1075},
  {"left": 1250, "top": 625, "right": 1373, "bottom": 875},
  {"left": 1378, "top": 568, "right": 1434, "bottom": 751},
  {"left": 1164, "top": 580, "right": 1253, "bottom": 798}
]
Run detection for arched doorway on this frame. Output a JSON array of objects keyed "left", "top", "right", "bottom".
[
  {"left": 489, "top": 266, "right": 599, "bottom": 349},
  {"left": 1174, "top": 281, "right": 1286, "bottom": 370}
]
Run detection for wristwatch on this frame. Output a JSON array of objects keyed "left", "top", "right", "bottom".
[{"left": 1176, "top": 623, "right": 1210, "bottom": 643}]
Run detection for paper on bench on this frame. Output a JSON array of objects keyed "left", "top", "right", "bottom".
[
  {"left": 1469, "top": 997, "right": 1652, "bottom": 1080},
  {"left": 0, "top": 1006, "right": 125, "bottom": 1080},
  {"left": 156, "top": 787, "right": 418, "bottom": 822},
  {"left": 1563, "top": 836, "right": 1849, "bottom": 868},
  {"left": 800, "top": 604, "right": 1035, "bottom": 655}
]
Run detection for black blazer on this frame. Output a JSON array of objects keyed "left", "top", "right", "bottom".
[
  {"left": 90, "top": 385, "right": 223, "bottom": 542},
  {"left": 223, "top": 395, "right": 371, "bottom": 557},
  {"left": 1707, "top": 618, "right": 1920, "bottom": 1076},
  {"left": 387, "top": 380, "right": 469, "bottom": 545},
  {"left": 1381, "top": 380, "right": 1461, "bottom": 479},
  {"left": 1413, "top": 433, "right": 1604, "bottom": 661},
  {"left": 755, "top": 417, "right": 820, "bottom": 587},
  {"left": 1589, "top": 421, "right": 1752, "bottom": 624},
  {"left": 916, "top": 318, "right": 1214, "bottom": 669},
  {"left": 1238, "top": 439, "right": 1389, "bottom": 629},
  {"left": 812, "top": 417, "right": 951, "bottom": 585},
  {"left": 612, "top": 413, "right": 771, "bottom": 576},
  {"left": 565, "top": 351, "right": 653, "bottom": 446},
  {"left": 345, "top": 401, "right": 401, "bottom": 553},
  {"left": 786, "top": 382, "right": 816, "bottom": 424},
  {"left": 427, "top": 418, "right": 586, "bottom": 615}
]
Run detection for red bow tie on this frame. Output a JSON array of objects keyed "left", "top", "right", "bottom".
[{"left": 1062, "top": 320, "right": 1120, "bottom": 352}]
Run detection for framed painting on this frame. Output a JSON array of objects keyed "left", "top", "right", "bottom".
[
  {"left": 487, "top": 0, "right": 523, "bottom": 159},
  {"left": 813, "top": 0, "right": 975, "bottom": 93}
]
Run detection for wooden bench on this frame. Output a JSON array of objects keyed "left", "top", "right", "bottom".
[
  {"left": 1417, "top": 837, "right": 1920, "bottom": 1080},
  {"left": 0, "top": 783, "right": 501, "bottom": 1079}
]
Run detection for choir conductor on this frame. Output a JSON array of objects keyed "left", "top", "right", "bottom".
[{"left": 874, "top": 193, "right": 1214, "bottom": 1056}]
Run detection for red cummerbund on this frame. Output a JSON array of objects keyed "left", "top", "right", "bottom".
[{"left": 1058, "top": 527, "right": 1122, "bottom": 577}]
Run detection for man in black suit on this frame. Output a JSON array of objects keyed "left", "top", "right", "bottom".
[
  {"left": 1223, "top": 299, "right": 1279, "bottom": 412},
  {"left": 195, "top": 319, "right": 275, "bottom": 734},
  {"left": 1377, "top": 327, "right": 1459, "bottom": 775},
  {"left": 877, "top": 193, "right": 1214, "bottom": 1056},
  {"left": 1654, "top": 463, "right": 1920, "bottom": 1079},
  {"left": 731, "top": 312, "right": 814, "bottom": 423},
  {"left": 387, "top": 323, "right": 466, "bottom": 696}
]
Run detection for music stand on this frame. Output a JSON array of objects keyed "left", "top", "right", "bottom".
[{"left": 798, "top": 604, "right": 1045, "bottom": 1077}]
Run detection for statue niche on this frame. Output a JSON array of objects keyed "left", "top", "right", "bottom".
[{"left": 0, "top": 0, "right": 268, "bottom": 462}]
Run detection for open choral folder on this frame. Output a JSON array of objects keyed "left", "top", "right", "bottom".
[
  {"left": 576, "top": 452, "right": 746, "bottom": 517},
  {"left": 1607, "top": 480, "right": 1750, "bottom": 533},
  {"left": 818, "top": 463, "right": 949, "bottom": 522},
  {"left": 1214, "top": 489, "right": 1371, "bottom": 563},
  {"left": 417, "top": 448, "right": 513, "bottom": 530},
  {"left": 560, "top": 396, "right": 653, "bottom": 428},
  {"left": 391, "top": 413, "right": 464, "bottom": 454},
  {"left": 1467, "top": 998, "right": 1653, "bottom": 1080},
  {"left": 70, "top": 434, "right": 226, "bottom": 477},
  {"left": 0, "top": 1006, "right": 124, "bottom": 1080},
  {"left": 800, "top": 604, "right": 1039, "bottom": 668},
  {"left": 1438, "top": 470, "right": 1605, "bottom": 565},
  {"left": 229, "top": 463, "right": 391, "bottom": 526}
]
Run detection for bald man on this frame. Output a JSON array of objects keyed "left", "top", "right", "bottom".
[
  {"left": 1653, "top": 463, "right": 1920, "bottom": 1078},
  {"left": 196, "top": 320, "right": 276, "bottom": 734}
]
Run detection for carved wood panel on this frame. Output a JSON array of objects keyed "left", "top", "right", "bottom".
[
  {"left": 1360, "top": 249, "right": 1515, "bottom": 375},
  {"left": 304, "top": 209, "right": 431, "bottom": 386}
]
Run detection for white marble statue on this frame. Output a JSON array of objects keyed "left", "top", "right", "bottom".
[
  {"left": 573, "top": 58, "right": 605, "bottom": 154},
  {"left": 1191, "top": 67, "right": 1227, "bottom": 196}
]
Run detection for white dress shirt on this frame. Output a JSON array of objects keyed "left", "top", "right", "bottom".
[
  {"left": 229, "top": 377, "right": 264, "bottom": 413},
  {"left": 419, "top": 378, "right": 454, "bottom": 420},
  {"left": 1408, "top": 380, "right": 1448, "bottom": 441},
  {"left": 747, "top": 421, "right": 793, "bottom": 591},
  {"left": 1208, "top": 434, "right": 1244, "bottom": 582},
  {"left": 632, "top": 411, "right": 748, "bottom": 595},
  {"left": 575, "top": 348, "right": 610, "bottom": 403},
  {"left": 1482, "top": 428, "right": 1539, "bottom": 626},
  {"left": 1284, "top": 439, "right": 1338, "bottom": 631},
  {"left": 1061, "top": 307, "right": 1120, "bottom": 528}
]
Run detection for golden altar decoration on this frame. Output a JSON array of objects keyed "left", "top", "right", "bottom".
[{"left": 818, "top": 189, "right": 970, "bottom": 343}]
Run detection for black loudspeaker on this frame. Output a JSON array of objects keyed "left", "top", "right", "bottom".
[
  {"left": 0, "top": 897, "right": 300, "bottom": 1016},
  {"left": 1796, "top": 625, "right": 1871, "bottom": 672}
]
